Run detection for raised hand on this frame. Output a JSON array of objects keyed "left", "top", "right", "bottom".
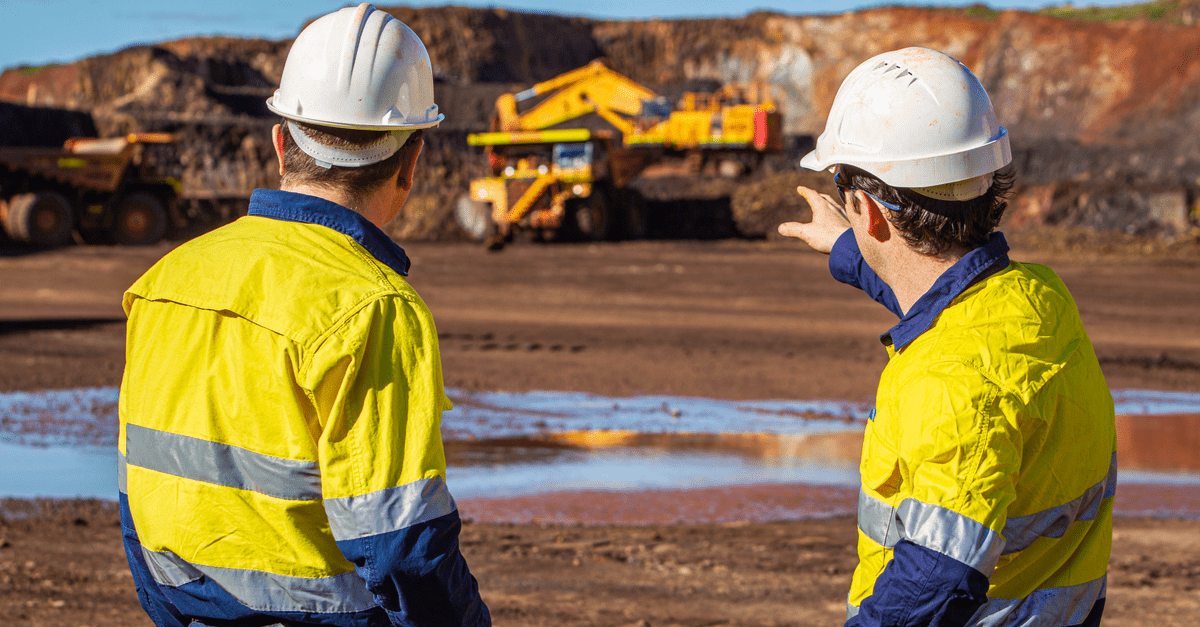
[{"left": 777, "top": 185, "right": 851, "bottom": 254}]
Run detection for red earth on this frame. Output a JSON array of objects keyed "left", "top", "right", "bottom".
[{"left": 1, "top": 235, "right": 1198, "bottom": 626}]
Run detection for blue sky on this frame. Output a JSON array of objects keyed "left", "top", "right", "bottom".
[{"left": 0, "top": 0, "right": 1138, "bottom": 72}]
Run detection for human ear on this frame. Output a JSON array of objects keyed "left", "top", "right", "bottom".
[
  {"left": 395, "top": 137, "right": 424, "bottom": 192},
  {"left": 272, "top": 124, "right": 285, "bottom": 177},
  {"left": 863, "top": 194, "right": 891, "bottom": 242}
]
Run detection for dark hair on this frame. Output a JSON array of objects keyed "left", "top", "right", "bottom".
[
  {"left": 280, "top": 120, "right": 423, "bottom": 210},
  {"left": 842, "top": 165, "right": 1013, "bottom": 257}
]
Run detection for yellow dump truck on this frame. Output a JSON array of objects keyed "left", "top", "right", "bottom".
[
  {"left": 0, "top": 133, "right": 184, "bottom": 247},
  {"left": 457, "top": 61, "right": 783, "bottom": 246}
]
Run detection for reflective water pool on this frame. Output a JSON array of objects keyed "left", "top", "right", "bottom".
[{"left": 2, "top": 387, "right": 1199, "bottom": 509}]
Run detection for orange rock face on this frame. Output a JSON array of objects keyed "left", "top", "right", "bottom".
[{"left": 0, "top": 5, "right": 1197, "bottom": 239}]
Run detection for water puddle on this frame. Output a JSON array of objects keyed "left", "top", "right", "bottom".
[
  {"left": 1, "top": 387, "right": 1199, "bottom": 519},
  {"left": 0, "top": 440, "right": 117, "bottom": 498}
]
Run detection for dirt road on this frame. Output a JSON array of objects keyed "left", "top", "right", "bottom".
[
  {"left": 3, "top": 237, "right": 1198, "bottom": 398},
  {"left": 1, "top": 236, "right": 1199, "bottom": 626},
  {"left": 2, "top": 499, "right": 1198, "bottom": 627}
]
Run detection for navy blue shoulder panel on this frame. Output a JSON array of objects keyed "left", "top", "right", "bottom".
[
  {"left": 846, "top": 539, "right": 989, "bottom": 627},
  {"left": 886, "top": 232, "right": 1009, "bottom": 351},
  {"left": 829, "top": 229, "right": 1010, "bottom": 351},
  {"left": 247, "top": 188, "right": 411, "bottom": 277}
]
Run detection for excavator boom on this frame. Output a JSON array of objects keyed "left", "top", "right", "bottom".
[
  {"left": 497, "top": 60, "right": 658, "bottom": 132},
  {"left": 463, "top": 60, "right": 784, "bottom": 247}
]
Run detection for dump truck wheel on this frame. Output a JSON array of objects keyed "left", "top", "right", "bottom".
[
  {"left": 455, "top": 195, "right": 495, "bottom": 241},
  {"left": 618, "top": 188, "right": 647, "bottom": 240},
  {"left": 4, "top": 191, "right": 75, "bottom": 247},
  {"left": 569, "top": 188, "right": 611, "bottom": 242},
  {"left": 113, "top": 192, "right": 167, "bottom": 245}
]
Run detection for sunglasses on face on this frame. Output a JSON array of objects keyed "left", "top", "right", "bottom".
[{"left": 834, "top": 171, "right": 854, "bottom": 204}]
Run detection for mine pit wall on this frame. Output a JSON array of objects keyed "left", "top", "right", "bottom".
[{"left": 0, "top": 5, "right": 1197, "bottom": 241}]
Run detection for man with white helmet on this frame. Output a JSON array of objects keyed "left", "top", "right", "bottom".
[
  {"left": 117, "top": 5, "right": 490, "bottom": 626},
  {"left": 780, "top": 48, "right": 1115, "bottom": 627}
]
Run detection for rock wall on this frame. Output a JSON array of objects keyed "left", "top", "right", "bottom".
[{"left": 1, "top": 4, "right": 1197, "bottom": 239}]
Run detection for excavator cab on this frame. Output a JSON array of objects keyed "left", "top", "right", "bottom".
[
  {"left": 552, "top": 142, "right": 593, "bottom": 172},
  {"left": 461, "top": 60, "right": 783, "bottom": 247}
]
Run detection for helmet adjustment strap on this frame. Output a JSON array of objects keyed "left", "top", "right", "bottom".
[
  {"left": 287, "top": 122, "right": 411, "bottom": 169},
  {"left": 911, "top": 173, "right": 994, "bottom": 201}
]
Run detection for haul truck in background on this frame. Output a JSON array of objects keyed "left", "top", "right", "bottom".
[
  {"left": 0, "top": 133, "right": 182, "bottom": 247},
  {"left": 456, "top": 60, "right": 783, "bottom": 247}
]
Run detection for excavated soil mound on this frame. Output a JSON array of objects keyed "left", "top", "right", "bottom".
[{"left": 0, "top": 4, "right": 1197, "bottom": 246}]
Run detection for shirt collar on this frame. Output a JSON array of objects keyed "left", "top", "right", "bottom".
[
  {"left": 883, "top": 232, "right": 1010, "bottom": 351},
  {"left": 246, "top": 188, "right": 411, "bottom": 277}
]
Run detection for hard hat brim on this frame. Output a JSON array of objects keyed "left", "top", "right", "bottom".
[
  {"left": 267, "top": 98, "right": 444, "bottom": 132},
  {"left": 799, "top": 127, "right": 1011, "bottom": 189}
]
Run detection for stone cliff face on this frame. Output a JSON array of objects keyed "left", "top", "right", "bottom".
[{"left": 1, "top": 4, "right": 1197, "bottom": 239}]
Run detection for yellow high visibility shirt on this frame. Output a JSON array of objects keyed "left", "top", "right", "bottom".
[
  {"left": 831, "top": 231, "right": 1114, "bottom": 627},
  {"left": 118, "top": 189, "right": 488, "bottom": 627}
]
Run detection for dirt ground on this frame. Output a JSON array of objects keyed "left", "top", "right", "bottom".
[{"left": 1, "top": 233, "right": 1199, "bottom": 626}]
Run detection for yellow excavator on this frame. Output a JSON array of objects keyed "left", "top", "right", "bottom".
[{"left": 457, "top": 60, "right": 782, "bottom": 247}]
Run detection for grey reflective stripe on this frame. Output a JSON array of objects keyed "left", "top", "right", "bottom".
[
  {"left": 325, "top": 475, "right": 457, "bottom": 541},
  {"left": 970, "top": 575, "right": 1105, "bottom": 627},
  {"left": 846, "top": 601, "right": 860, "bottom": 621},
  {"left": 125, "top": 424, "right": 322, "bottom": 501},
  {"left": 897, "top": 499, "right": 1005, "bottom": 575},
  {"left": 857, "top": 489, "right": 901, "bottom": 548},
  {"left": 141, "top": 547, "right": 377, "bottom": 613},
  {"left": 141, "top": 545, "right": 202, "bottom": 587},
  {"left": 117, "top": 451, "right": 127, "bottom": 494},
  {"left": 1001, "top": 452, "right": 1118, "bottom": 555},
  {"left": 858, "top": 490, "right": 1004, "bottom": 575}
]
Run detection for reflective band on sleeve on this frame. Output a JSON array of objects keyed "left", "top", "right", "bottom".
[
  {"left": 970, "top": 576, "right": 1105, "bottom": 627},
  {"left": 125, "top": 424, "right": 322, "bottom": 501},
  {"left": 858, "top": 489, "right": 901, "bottom": 548},
  {"left": 117, "top": 451, "right": 127, "bottom": 494},
  {"left": 1001, "top": 452, "right": 1118, "bottom": 555},
  {"left": 140, "top": 546, "right": 377, "bottom": 613},
  {"left": 896, "top": 499, "right": 1004, "bottom": 575},
  {"left": 324, "top": 475, "right": 457, "bottom": 541},
  {"left": 858, "top": 489, "right": 1004, "bottom": 575},
  {"left": 846, "top": 601, "right": 860, "bottom": 621}
]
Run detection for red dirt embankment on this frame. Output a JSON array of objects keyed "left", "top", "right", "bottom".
[{"left": 1, "top": 5, "right": 1198, "bottom": 243}]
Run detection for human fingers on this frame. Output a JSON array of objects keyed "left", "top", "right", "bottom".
[{"left": 777, "top": 221, "right": 808, "bottom": 239}]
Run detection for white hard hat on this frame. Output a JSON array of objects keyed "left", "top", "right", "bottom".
[
  {"left": 267, "top": 4, "right": 443, "bottom": 165},
  {"left": 801, "top": 47, "right": 1010, "bottom": 200}
]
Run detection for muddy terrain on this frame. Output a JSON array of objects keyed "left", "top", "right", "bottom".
[
  {"left": 4, "top": 500, "right": 1198, "bottom": 627},
  {"left": 1, "top": 235, "right": 1199, "bottom": 626}
]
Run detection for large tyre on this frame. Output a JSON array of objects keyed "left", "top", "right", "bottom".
[
  {"left": 112, "top": 192, "right": 167, "bottom": 246},
  {"left": 618, "top": 188, "right": 647, "bottom": 241},
  {"left": 454, "top": 194, "right": 495, "bottom": 241},
  {"left": 4, "top": 191, "right": 75, "bottom": 247},
  {"left": 568, "top": 188, "right": 611, "bottom": 242}
]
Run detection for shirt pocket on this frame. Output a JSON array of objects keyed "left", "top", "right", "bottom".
[{"left": 860, "top": 419, "right": 902, "bottom": 498}]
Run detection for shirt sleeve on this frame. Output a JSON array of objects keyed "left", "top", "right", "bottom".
[
  {"left": 306, "top": 295, "right": 490, "bottom": 627},
  {"left": 850, "top": 364, "right": 1020, "bottom": 627},
  {"left": 828, "top": 228, "right": 903, "bottom": 318}
]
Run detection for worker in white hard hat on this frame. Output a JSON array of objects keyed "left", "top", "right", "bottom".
[
  {"left": 117, "top": 5, "right": 490, "bottom": 627},
  {"left": 780, "top": 48, "right": 1115, "bottom": 627}
]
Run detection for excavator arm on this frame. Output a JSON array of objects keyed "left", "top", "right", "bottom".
[{"left": 496, "top": 60, "right": 658, "bottom": 132}]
